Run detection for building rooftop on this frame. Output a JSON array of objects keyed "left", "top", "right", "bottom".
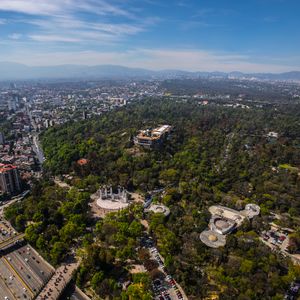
[
  {"left": 96, "top": 186, "right": 130, "bottom": 211},
  {"left": 200, "top": 204, "right": 260, "bottom": 248},
  {"left": 0, "top": 163, "right": 17, "bottom": 173},
  {"left": 136, "top": 125, "right": 172, "bottom": 141},
  {"left": 147, "top": 204, "right": 170, "bottom": 216},
  {"left": 200, "top": 230, "right": 226, "bottom": 248},
  {"left": 77, "top": 158, "right": 89, "bottom": 166}
]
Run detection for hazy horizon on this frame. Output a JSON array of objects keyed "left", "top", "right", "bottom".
[
  {"left": 1, "top": 61, "right": 300, "bottom": 75},
  {"left": 0, "top": 0, "right": 300, "bottom": 73}
]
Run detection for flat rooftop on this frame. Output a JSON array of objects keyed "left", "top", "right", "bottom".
[
  {"left": 0, "top": 163, "right": 18, "bottom": 173},
  {"left": 136, "top": 125, "right": 172, "bottom": 140},
  {"left": 209, "top": 206, "right": 245, "bottom": 227}
]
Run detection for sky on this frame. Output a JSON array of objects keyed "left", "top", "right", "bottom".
[{"left": 0, "top": 0, "right": 299, "bottom": 72}]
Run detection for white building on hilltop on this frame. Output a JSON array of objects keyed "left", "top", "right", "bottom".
[{"left": 134, "top": 125, "right": 172, "bottom": 149}]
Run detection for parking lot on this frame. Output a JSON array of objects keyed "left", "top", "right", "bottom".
[
  {"left": 149, "top": 247, "right": 186, "bottom": 300},
  {"left": 261, "top": 229, "right": 289, "bottom": 252},
  {"left": 140, "top": 236, "right": 187, "bottom": 300},
  {"left": 0, "top": 244, "right": 55, "bottom": 300}
]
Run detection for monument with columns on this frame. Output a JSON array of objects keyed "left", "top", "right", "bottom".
[{"left": 96, "top": 186, "right": 130, "bottom": 211}]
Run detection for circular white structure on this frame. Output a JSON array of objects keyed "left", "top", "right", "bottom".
[
  {"left": 96, "top": 186, "right": 130, "bottom": 211},
  {"left": 209, "top": 215, "right": 236, "bottom": 235},
  {"left": 200, "top": 230, "right": 226, "bottom": 248},
  {"left": 147, "top": 204, "right": 170, "bottom": 216},
  {"left": 96, "top": 198, "right": 129, "bottom": 211},
  {"left": 243, "top": 204, "right": 260, "bottom": 218}
]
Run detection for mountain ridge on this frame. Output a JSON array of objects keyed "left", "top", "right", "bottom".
[{"left": 0, "top": 62, "right": 300, "bottom": 81}]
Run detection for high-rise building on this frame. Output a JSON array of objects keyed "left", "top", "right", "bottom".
[
  {"left": 0, "top": 164, "right": 21, "bottom": 195},
  {"left": 0, "top": 132, "right": 5, "bottom": 145}
]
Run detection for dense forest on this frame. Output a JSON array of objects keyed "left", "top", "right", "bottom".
[
  {"left": 5, "top": 97, "right": 300, "bottom": 299},
  {"left": 161, "top": 78, "right": 300, "bottom": 103}
]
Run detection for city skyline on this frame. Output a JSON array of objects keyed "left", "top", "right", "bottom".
[{"left": 0, "top": 0, "right": 300, "bottom": 72}]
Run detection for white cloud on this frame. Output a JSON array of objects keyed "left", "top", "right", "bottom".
[
  {"left": 0, "top": 1, "right": 62, "bottom": 16},
  {"left": 0, "top": 0, "right": 133, "bottom": 17},
  {"left": 4, "top": 49, "right": 298, "bottom": 73},
  {"left": 27, "top": 17, "right": 144, "bottom": 39},
  {"left": 0, "top": 1, "right": 296, "bottom": 73},
  {"left": 29, "top": 35, "right": 81, "bottom": 43},
  {"left": 0, "top": 1, "right": 149, "bottom": 46}
]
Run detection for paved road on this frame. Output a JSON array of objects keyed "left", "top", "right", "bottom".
[
  {"left": 0, "top": 257, "right": 33, "bottom": 299},
  {"left": 142, "top": 233, "right": 188, "bottom": 300},
  {"left": 16, "top": 245, "right": 54, "bottom": 283},
  {"left": 71, "top": 287, "right": 91, "bottom": 300},
  {"left": 0, "top": 276, "right": 16, "bottom": 300},
  {"left": 150, "top": 249, "right": 188, "bottom": 300},
  {"left": 0, "top": 233, "right": 25, "bottom": 251},
  {"left": 0, "top": 191, "right": 30, "bottom": 217},
  {"left": 32, "top": 134, "right": 45, "bottom": 164}
]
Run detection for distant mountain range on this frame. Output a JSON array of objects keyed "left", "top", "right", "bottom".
[{"left": 0, "top": 62, "right": 300, "bottom": 81}]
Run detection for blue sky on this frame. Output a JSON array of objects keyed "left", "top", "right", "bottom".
[{"left": 0, "top": 0, "right": 299, "bottom": 72}]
